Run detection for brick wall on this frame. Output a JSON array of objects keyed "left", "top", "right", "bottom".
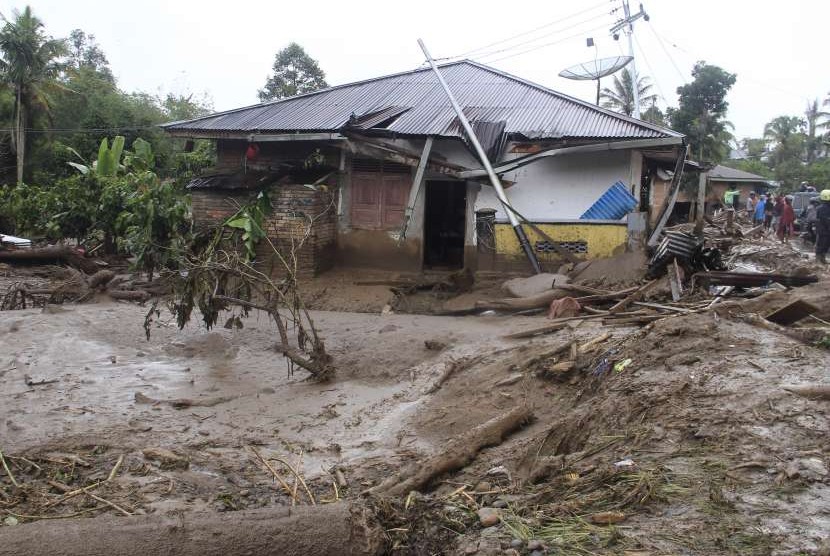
[
  {"left": 256, "top": 184, "right": 337, "bottom": 278},
  {"left": 190, "top": 185, "right": 336, "bottom": 279}
]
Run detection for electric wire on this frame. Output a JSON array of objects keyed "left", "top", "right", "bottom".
[
  {"left": 475, "top": 20, "right": 614, "bottom": 64},
  {"left": 455, "top": 0, "right": 612, "bottom": 59},
  {"left": 471, "top": 13, "right": 614, "bottom": 62},
  {"left": 646, "top": 21, "right": 686, "bottom": 81},
  {"left": 633, "top": 32, "right": 669, "bottom": 107}
]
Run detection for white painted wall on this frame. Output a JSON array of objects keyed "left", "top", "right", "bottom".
[{"left": 474, "top": 149, "right": 633, "bottom": 221}]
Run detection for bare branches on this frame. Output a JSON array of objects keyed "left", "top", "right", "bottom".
[{"left": 152, "top": 188, "right": 335, "bottom": 381}]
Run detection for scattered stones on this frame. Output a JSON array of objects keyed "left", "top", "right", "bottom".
[
  {"left": 474, "top": 480, "right": 491, "bottom": 493},
  {"left": 424, "top": 339, "right": 448, "bottom": 351},
  {"left": 491, "top": 499, "right": 508, "bottom": 509},
  {"left": 142, "top": 447, "right": 189, "bottom": 470},
  {"left": 526, "top": 539, "right": 544, "bottom": 550},
  {"left": 495, "top": 373, "right": 523, "bottom": 387},
  {"left": 477, "top": 507, "right": 501, "bottom": 527},
  {"left": 590, "top": 511, "right": 626, "bottom": 524},
  {"left": 509, "top": 539, "right": 523, "bottom": 549}
]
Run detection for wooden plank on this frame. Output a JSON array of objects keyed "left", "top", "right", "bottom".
[
  {"left": 608, "top": 280, "right": 658, "bottom": 314},
  {"left": 648, "top": 145, "right": 688, "bottom": 247},
  {"left": 765, "top": 299, "right": 819, "bottom": 326}
]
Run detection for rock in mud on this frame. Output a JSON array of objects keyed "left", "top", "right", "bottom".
[
  {"left": 502, "top": 273, "right": 569, "bottom": 298},
  {"left": 424, "top": 339, "right": 448, "bottom": 351},
  {"left": 591, "top": 511, "right": 626, "bottom": 524},
  {"left": 142, "top": 447, "right": 189, "bottom": 470},
  {"left": 477, "top": 507, "right": 501, "bottom": 527}
]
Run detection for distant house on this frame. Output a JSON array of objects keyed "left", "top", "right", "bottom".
[
  {"left": 162, "top": 60, "right": 686, "bottom": 275},
  {"left": 649, "top": 164, "right": 774, "bottom": 225},
  {"left": 706, "top": 164, "right": 774, "bottom": 209}
]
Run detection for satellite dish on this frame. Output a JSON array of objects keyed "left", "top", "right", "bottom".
[{"left": 559, "top": 56, "right": 633, "bottom": 105}]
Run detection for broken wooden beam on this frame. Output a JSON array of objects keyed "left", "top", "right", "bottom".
[
  {"left": 695, "top": 271, "right": 818, "bottom": 288},
  {"left": 608, "top": 280, "right": 657, "bottom": 314},
  {"left": 764, "top": 299, "right": 819, "bottom": 326}
]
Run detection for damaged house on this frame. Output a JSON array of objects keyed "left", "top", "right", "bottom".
[{"left": 162, "top": 60, "right": 686, "bottom": 276}]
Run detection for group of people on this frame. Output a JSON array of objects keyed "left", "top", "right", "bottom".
[
  {"left": 744, "top": 192, "right": 794, "bottom": 240},
  {"left": 725, "top": 185, "right": 830, "bottom": 263}
]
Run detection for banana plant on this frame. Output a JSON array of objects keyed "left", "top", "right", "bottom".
[{"left": 66, "top": 136, "right": 126, "bottom": 177}]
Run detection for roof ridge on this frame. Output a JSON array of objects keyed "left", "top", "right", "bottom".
[
  {"left": 459, "top": 59, "right": 682, "bottom": 137},
  {"left": 162, "top": 61, "right": 467, "bottom": 128}
]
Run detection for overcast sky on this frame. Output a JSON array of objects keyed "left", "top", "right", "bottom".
[{"left": 5, "top": 0, "right": 828, "bottom": 140}]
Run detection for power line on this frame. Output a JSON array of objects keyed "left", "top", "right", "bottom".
[
  {"left": 455, "top": 1, "right": 613, "bottom": 59},
  {"left": 646, "top": 21, "right": 686, "bottom": 81},
  {"left": 633, "top": 32, "right": 669, "bottom": 106},
  {"left": 475, "top": 21, "right": 613, "bottom": 64},
  {"left": 648, "top": 23, "right": 808, "bottom": 101},
  {"left": 0, "top": 125, "right": 162, "bottom": 134},
  {"left": 471, "top": 13, "right": 614, "bottom": 62}
]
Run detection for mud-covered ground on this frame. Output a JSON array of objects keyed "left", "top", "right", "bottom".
[{"left": 1, "top": 268, "right": 829, "bottom": 555}]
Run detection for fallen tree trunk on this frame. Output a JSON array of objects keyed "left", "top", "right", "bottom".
[
  {"left": 369, "top": 405, "right": 532, "bottom": 497},
  {"left": 783, "top": 384, "right": 830, "bottom": 400},
  {"left": 0, "top": 503, "right": 383, "bottom": 556},
  {"left": 0, "top": 246, "right": 101, "bottom": 274},
  {"left": 107, "top": 289, "right": 151, "bottom": 302}
]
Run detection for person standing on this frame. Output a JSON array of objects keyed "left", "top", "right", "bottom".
[
  {"left": 723, "top": 184, "right": 739, "bottom": 210},
  {"left": 777, "top": 195, "right": 795, "bottom": 243},
  {"left": 771, "top": 195, "right": 784, "bottom": 232},
  {"left": 816, "top": 189, "right": 830, "bottom": 264},
  {"left": 754, "top": 194, "right": 766, "bottom": 225},
  {"left": 745, "top": 192, "right": 757, "bottom": 221},
  {"left": 763, "top": 195, "right": 774, "bottom": 230}
]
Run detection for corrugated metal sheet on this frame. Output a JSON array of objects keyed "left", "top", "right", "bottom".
[
  {"left": 579, "top": 181, "right": 638, "bottom": 220},
  {"left": 164, "top": 61, "right": 682, "bottom": 141}
]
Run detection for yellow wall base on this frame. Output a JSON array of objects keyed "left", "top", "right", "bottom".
[{"left": 494, "top": 222, "right": 628, "bottom": 261}]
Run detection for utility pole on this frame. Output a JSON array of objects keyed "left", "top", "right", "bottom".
[
  {"left": 610, "top": 1, "right": 649, "bottom": 119},
  {"left": 418, "top": 39, "right": 542, "bottom": 274}
]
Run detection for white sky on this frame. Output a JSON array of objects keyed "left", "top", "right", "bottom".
[{"left": 7, "top": 0, "right": 828, "bottom": 140}]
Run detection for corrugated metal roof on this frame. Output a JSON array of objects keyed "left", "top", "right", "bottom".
[
  {"left": 163, "top": 60, "right": 683, "bottom": 141},
  {"left": 708, "top": 164, "right": 770, "bottom": 182},
  {"left": 580, "top": 181, "right": 638, "bottom": 220}
]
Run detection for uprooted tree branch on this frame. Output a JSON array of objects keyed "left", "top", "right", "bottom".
[{"left": 145, "top": 189, "right": 336, "bottom": 380}]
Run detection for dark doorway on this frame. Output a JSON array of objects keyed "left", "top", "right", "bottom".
[{"left": 424, "top": 181, "right": 466, "bottom": 269}]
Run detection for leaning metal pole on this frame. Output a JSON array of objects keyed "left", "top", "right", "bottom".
[{"left": 418, "top": 39, "right": 542, "bottom": 274}]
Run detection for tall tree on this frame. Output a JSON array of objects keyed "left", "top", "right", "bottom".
[
  {"left": 670, "top": 61, "right": 737, "bottom": 165},
  {"left": 804, "top": 98, "right": 827, "bottom": 163},
  {"left": 258, "top": 43, "right": 327, "bottom": 102},
  {"left": 0, "top": 6, "right": 65, "bottom": 183},
  {"left": 66, "top": 29, "right": 112, "bottom": 82},
  {"left": 599, "top": 68, "right": 657, "bottom": 117},
  {"left": 763, "top": 115, "right": 806, "bottom": 189}
]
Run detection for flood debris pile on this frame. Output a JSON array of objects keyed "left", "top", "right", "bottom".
[{"left": 0, "top": 246, "right": 162, "bottom": 311}]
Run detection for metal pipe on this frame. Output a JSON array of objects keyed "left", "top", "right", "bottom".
[{"left": 417, "top": 38, "right": 542, "bottom": 274}]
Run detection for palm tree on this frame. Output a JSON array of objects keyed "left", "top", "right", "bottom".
[
  {"left": 763, "top": 115, "right": 805, "bottom": 167},
  {"left": 0, "top": 6, "right": 65, "bottom": 183},
  {"left": 804, "top": 99, "right": 828, "bottom": 163},
  {"left": 599, "top": 69, "right": 658, "bottom": 117}
]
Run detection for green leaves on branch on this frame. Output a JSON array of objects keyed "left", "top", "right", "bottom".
[{"left": 224, "top": 192, "right": 271, "bottom": 261}]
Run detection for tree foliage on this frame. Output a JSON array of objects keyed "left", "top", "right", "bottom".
[
  {"left": 0, "top": 6, "right": 66, "bottom": 182},
  {"left": 670, "top": 61, "right": 737, "bottom": 165},
  {"left": 258, "top": 42, "right": 327, "bottom": 102},
  {"left": 599, "top": 69, "right": 657, "bottom": 117}
]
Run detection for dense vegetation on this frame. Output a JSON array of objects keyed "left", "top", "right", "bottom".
[
  {"left": 0, "top": 7, "right": 213, "bottom": 277},
  {"left": 605, "top": 61, "right": 830, "bottom": 191}
]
